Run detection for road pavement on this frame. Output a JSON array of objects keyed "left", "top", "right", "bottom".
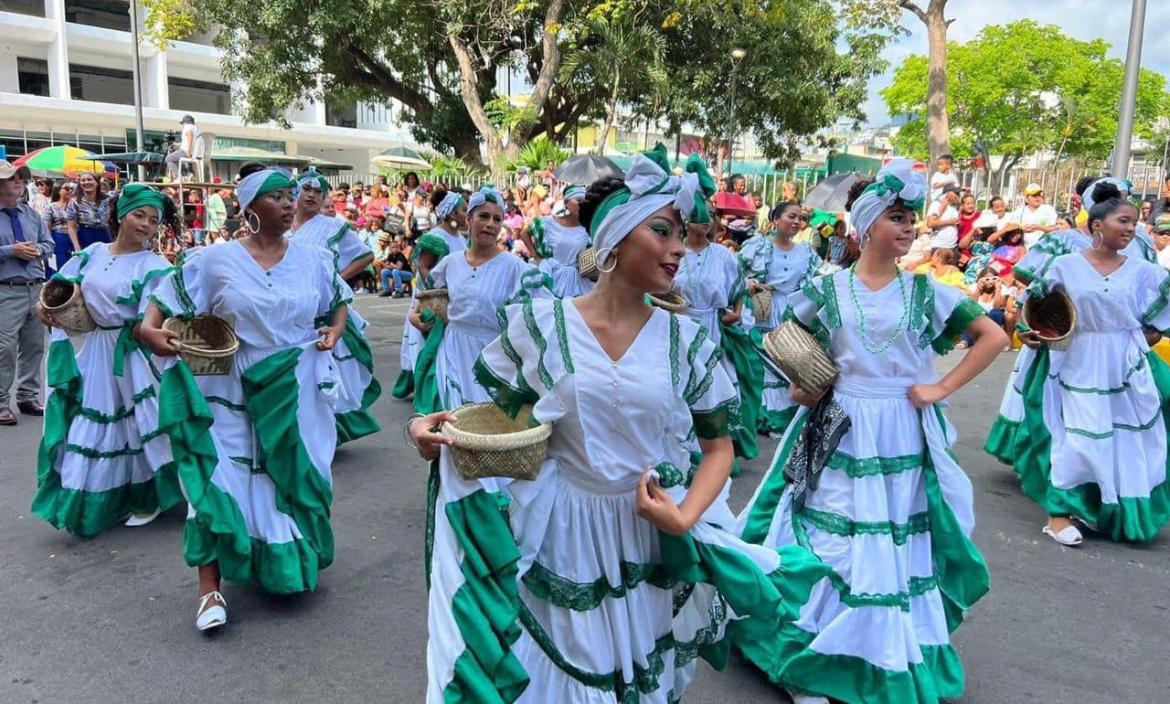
[{"left": 1, "top": 294, "right": 1168, "bottom": 703}]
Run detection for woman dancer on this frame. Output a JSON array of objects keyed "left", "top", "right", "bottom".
[
  {"left": 525, "top": 185, "right": 595, "bottom": 297},
  {"left": 986, "top": 177, "right": 1157, "bottom": 465},
  {"left": 409, "top": 186, "right": 550, "bottom": 413},
  {"left": 288, "top": 170, "right": 379, "bottom": 443},
  {"left": 1011, "top": 195, "right": 1170, "bottom": 545},
  {"left": 426, "top": 187, "right": 470, "bottom": 254},
  {"left": 391, "top": 232, "right": 450, "bottom": 402},
  {"left": 735, "top": 160, "right": 1005, "bottom": 704},
  {"left": 739, "top": 202, "right": 821, "bottom": 436},
  {"left": 33, "top": 184, "right": 179, "bottom": 536},
  {"left": 42, "top": 180, "right": 76, "bottom": 269},
  {"left": 138, "top": 167, "right": 349, "bottom": 632},
  {"left": 409, "top": 145, "right": 800, "bottom": 702},
  {"left": 671, "top": 168, "right": 762, "bottom": 461},
  {"left": 67, "top": 172, "right": 111, "bottom": 250}
]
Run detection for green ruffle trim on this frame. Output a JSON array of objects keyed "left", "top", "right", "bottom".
[
  {"left": 692, "top": 398, "right": 738, "bottom": 440},
  {"left": 757, "top": 405, "right": 799, "bottom": 437},
  {"left": 1014, "top": 348, "right": 1170, "bottom": 542},
  {"left": 475, "top": 357, "right": 539, "bottom": 421},
  {"left": 720, "top": 322, "right": 764, "bottom": 459},
  {"left": 932, "top": 298, "right": 986, "bottom": 355},
  {"left": 32, "top": 338, "right": 181, "bottom": 537},
  {"left": 391, "top": 369, "right": 414, "bottom": 399},
  {"left": 521, "top": 560, "right": 672, "bottom": 612},
  {"left": 740, "top": 414, "right": 808, "bottom": 543},
  {"left": 332, "top": 315, "right": 381, "bottom": 444},
  {"left": 983, "top": 414, "right": 1022, "bottom": 465},
  {"left": 442, "top": 489, "right": 530, "bottom": 703}
]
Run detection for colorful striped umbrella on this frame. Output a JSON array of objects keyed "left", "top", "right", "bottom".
[{"left": 14, "top": 145, "right": 114, "bottom": 176}]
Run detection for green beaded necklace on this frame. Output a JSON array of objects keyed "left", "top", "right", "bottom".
[{"left": 847, "top": 263, "right": 910, "bottom": 354}]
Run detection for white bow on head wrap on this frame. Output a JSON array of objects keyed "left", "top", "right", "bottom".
[
  {"left": 435, "top": 190, "right": 465, "bottom": 220},
  {"left": 849, "top": 158, "right": 927, "bottom": 244},
  {"left": 1083, "top": 177, "right": 1133, "bottom": 213},
  {"left": 237, "top": 167, "right": 298, "bottom": 212},
  {"left": 467, "top": 186, "right": 505, "bottom": 213},
  {"left": 589, "top": 144, "right": 714, "bottom": 268}
]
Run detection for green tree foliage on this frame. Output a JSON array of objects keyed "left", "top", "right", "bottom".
[{"left": 883, "top": 20, "right": 1170, "bottom": 185}]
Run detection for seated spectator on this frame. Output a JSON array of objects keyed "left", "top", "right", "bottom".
[
  {"left": 955, "top": 193, "right": 982, "bottom": 269},
  {"left": 960, "top": 268, "right": 1017, "bottom": 351},
  {"left": 378, "top": 238, "right": 413, "bottom": 297},
  {"left": 916, "top": 247, "right": 966, "bottom": 289}
]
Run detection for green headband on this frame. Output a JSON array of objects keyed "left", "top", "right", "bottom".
[
  {"left": 116, "top": 184, "right": 166, "bottom": 221},
  {"left": 298, "top": 172, "right": 330, "bottom": 192},
  {"left": 412, "top": 232, "right": 451, "bottom": 262}
]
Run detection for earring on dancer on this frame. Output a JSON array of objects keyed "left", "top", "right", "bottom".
[
  {"left": 245, "top": 210, "right": 261, "bottom": 234},
  {"left": 597, "top": 247, "right": 618, "bottom": 274}
]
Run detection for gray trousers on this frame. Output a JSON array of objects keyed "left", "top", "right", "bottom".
[{"left": 0, "top": 283, "right": 46, "bottom": 406}]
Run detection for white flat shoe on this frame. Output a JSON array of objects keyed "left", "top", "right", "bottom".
[
  {"left": 790, "top": 693, "right": 830, "bottom": 704},
  {"left": 195, "top": 591, "right": 227, "bottom": 632},
  {"left": 124, "top": 508, "right": 162, "bottom": 527},
  {"left": 1042, "top": 524, "right": 1083, "bottom": 546}
]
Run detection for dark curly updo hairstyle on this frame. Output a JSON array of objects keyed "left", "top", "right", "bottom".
[
  {"left": 579, "top": 176, "right": 627, "bottom": 236},
  {"left": 844, "top": 177, "right": 875, "bottom": 213},
  {"left": 106, "top": 189, "right": 180, "bottom": 236},
  {"left": 429, "top": 187, "right": 452, "bottom": 210},
  {"left": 769, "top": 202, "right": 802, "bottom": 222},
  {"left": 237, "top": 161, "right": 267, "bottom": 180}
]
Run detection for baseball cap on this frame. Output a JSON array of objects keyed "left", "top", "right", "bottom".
[
  {"left": 1154, "top": 214, "right": 1170, "bottom": 234},
  {"left": 1024, "top": 183, "right": 1043, "bottom": 196},
  {"left": 0, "top": 160, "right": 31, "bottom": 180}
]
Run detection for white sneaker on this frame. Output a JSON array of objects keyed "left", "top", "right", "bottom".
[
  {"left": 124, "top": 508, "right": 162, "bottom": 527},
  {"left": 790, "top": 693, "right": 829, "bottom": 704},
  {"left": 195, "top": 591, "right": 227, "bottom": 632}
]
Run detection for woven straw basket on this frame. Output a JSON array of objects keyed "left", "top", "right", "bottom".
[
  {"left": 417, "top": 288, "right": 449, "bottom": 321},
  {"left": 763, "top": 321, "right": 838, "bottom": 396},
  {"left": 750, "top": 287, "right": 774, "bottom": 321},
  {"left": 40, "top": 280, "right": 96, "bottom": 335},
  {"left": 163, "top": 316, "right": 239, "bottom": 376},
  {"left": 441, "top": 403, "right": 552, "bottom": 481},
  {"left": 1023, "top": 290, "right": 1076, "bottom": 351},
  {"left": 647, "top": 291, "right": 689, "bottom": 314},
  {"left": 577, "top": 248, "right": 600, "bottom": 282}
]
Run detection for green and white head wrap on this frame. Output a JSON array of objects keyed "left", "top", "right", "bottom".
[
  {"left": 563, "top": 185, "right": 586, "bottom": 202},
  {"left": 435, "top": 191, "right": 466, "bottom": 220},
  {"left": 467, "top": 185, "right": 506, "bottom": 214},
  {"left": 1082, "top": 177, "right": 1133, "bottom": 213},
  {"left": 412, "top": 232, "right": 452, "bottom": 263},
  {"left": 237, "top": 168, "right": 298, "bottom": 212},
  {"left": 589, "top": 143, "right": 715, "bottom": 268},
  {"left": 849, "top": 158, "right": 926, "bottom": 244},
  {"left": 116, "top": 183, "right": 167, "bottom": 221},
  {"left": 296, "top": 169, "right": 330, "bottom": 193}
]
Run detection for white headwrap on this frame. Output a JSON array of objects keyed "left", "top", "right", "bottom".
[
  {"left": 848, "top": 158, "right": 927, "bottom": 244},
  {"left": 237, "top": 167, "right": 298, "bottom": 212},
  {"left": 435, "top": 190, "right": 465, "bottom": 220},
  {"left": 1083, "top": 177, "right": 1133, "bottom": 213},
  {"left": 590, "top": 146, "right": 713, "bottom": 268},
  {"left": 563, "top": 185, "right": 586, "bottom": 202},
  {"left": 467, "top": 186, "right": 505, "bottom": 213}
]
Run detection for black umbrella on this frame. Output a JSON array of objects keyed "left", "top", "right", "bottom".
[
  {"left": 553, "top": 155, "right": 623, "bottom": 185},
  {"left": 802, "top": 172, "right": 862, "bottom": 212}
]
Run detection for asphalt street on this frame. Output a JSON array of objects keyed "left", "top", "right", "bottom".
[{"left": 2, "top": 294, "right": 1168, "bottom": 703}]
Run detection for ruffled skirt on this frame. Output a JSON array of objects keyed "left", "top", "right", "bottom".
[{"left": 332, "top": 306, "right": 381, "bottom": 443}]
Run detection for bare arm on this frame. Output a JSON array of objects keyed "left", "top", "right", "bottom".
[
  {"left": 339, "top": 252, "right": 375, "bottom": 280},
  {"left": 636, "top": 435, "right": 733, "bottom": 536}
]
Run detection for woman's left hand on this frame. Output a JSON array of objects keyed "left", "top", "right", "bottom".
[
  {"left": 635, "top": 469, "right": 692, "bottom": 536},
  {"left": 721, "top": 309, "right": 741, "bottom": 326},
  {"left": 908, "top": 382, "right": 949, "bottom": 409},
  {"left": 1144, "top": 326, "right": 1163, "bottom": 348},
  {"left": 317, "top": 325, "right": 342, "bottom": 351}
]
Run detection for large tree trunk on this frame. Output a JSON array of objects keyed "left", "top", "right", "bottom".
[
  {"left": 900, "top": 0, "right": 953, "bottom": 163},
  {"left": 596, "top": 72, "right": 622, "bottom": 156}
]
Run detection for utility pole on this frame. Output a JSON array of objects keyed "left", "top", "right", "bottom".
[
  {"left": 1112, "top": 0, "right": 1147, "bottom": 178},
  {"left": 129, "top": 0, "right": 147, "bottom": 181},
  {"left": 724, "top": 48, "right": 746, "bottom": 182}
]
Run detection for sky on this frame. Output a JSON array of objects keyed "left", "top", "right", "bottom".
[{"left": 863, "top": 0, "right": 1170, "bottom": 126}]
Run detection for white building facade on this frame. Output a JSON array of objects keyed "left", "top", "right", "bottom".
[{"left": 0, "top": 0, "right": 410, "bottom": 178}]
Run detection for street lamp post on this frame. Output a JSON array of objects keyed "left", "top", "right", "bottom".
[
  {"left": 725, "top": 48, "right": 746, "bottom": 183},
  {"left": 1112, "top": 0, "right": 1147, "bottom": 178},
  {"left": 129, "top": 0, "right": 147, "bottom": 181}
]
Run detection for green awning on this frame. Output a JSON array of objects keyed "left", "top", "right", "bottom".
[{"left": 210, "top": 145, "right": 311, "bottom": 165}]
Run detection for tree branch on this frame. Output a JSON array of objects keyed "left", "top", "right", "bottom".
[
  {"left": 897, "top": 0, "right": 927, "bottom": 23},
  {"left": 338, "top": 39, "right": 432, "bottom": 114}
]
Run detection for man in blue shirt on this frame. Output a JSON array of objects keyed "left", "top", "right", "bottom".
[{"left": 0, "top": 159, "right": 54, "bottom": 425}]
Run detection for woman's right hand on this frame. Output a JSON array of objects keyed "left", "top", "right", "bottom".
[
  {"left": 409, "top": 412, "right": 458, "bottom": 461},
  {"left": 1018, "top": 330, "right": 1044, "bottom": 350},
  {"left": 138, "top": 325, "right": 180, "bottom": 356},
  {"left": 791, "top": 385, "right": 827, "bottom": 407},
  {"left": 35, "top": 302, "right": 56, "bottom": 328}
]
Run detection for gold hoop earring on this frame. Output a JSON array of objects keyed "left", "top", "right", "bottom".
[{"left": 597, "top": 247, "right": 617, "bottom": 274}]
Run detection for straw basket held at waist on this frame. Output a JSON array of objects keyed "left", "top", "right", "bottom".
[
  {"left": 647, "top": 291, "right": 688, "bottom": 314},
  {"left": 1022, "top": 289, "right": 1076, "bottom": 351},
  {"left": 750, "top": 286, "right": 773, "bottom": 321},
  {"left": 762, "top": 321, "right": 838, "bottom": 396},
  {"left": 40, "top": 279, "right": 96, "bottom": 335},
  {"left": 163, "top": 315, "right": 239, "bottom": 376},
  {"left": 577, "top": 248, "right": 600, "bottom": 282},
  {"left": 441, "top": 403, "right": 552, "bottom": 481},
  {"left": 416, "top": 288, "right": 449, "bottom": 322}
]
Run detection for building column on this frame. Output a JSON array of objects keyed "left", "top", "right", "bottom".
[
  {"left": 143, "top": 48, "right": 168, "bottom": 110},
  {"left": 44, "top": 0, "right": 70, "bottom": 98}
]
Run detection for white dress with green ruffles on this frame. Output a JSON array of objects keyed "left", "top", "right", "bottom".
[
  {"left": 532, "top": 216, "right": 594, "bottom": 298},
  {"left": 1010, "top": 253, "right": 1170, "bottom": 542},
  {"left": 738, "top": 238, "right": 821, "bottom": 434},
  {"left": 734, "top": 269, "right": 990, "bottom": 704},
  {"left": 149, "top": 240, "right": 349, "bottom": 594},
  {"left": 399, "top": 228, "right": 465, "bottom": 385},
  {"left": 985, "top": 227, "right": 1157, "bottom": 464},
  {"left": 425, "top": 298, "right": 801, "bottom": 703},
  {"left": 288, "top": 214, "right": 379, "bottom": 443},
  {"left": 33, "top": 242, "right": 178, "bottom": 538}
]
